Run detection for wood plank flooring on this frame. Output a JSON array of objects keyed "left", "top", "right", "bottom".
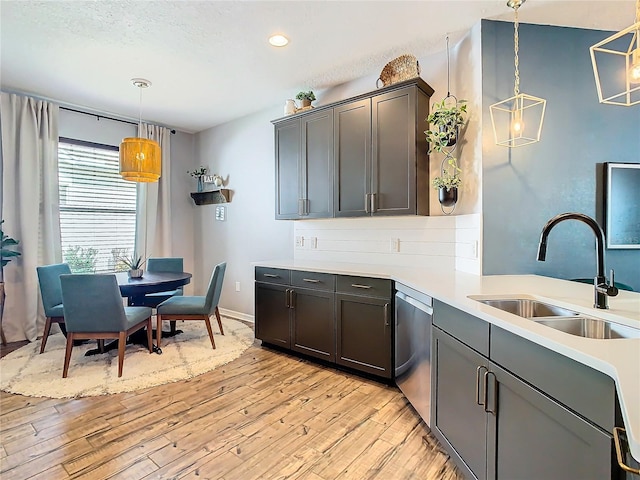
[{"left": 1, "top": 340, "right": 463, "bottom": 479}]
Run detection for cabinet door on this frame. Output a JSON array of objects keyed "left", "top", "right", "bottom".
[
  {"left": 432, "top": 326, "right": 489, "bottom": 480},
  {"left": 333, "top": 99, "right": 371, "bottom": 217},
  {"left": 255, "top": 282, "right": 290, "bottom": 348},
  {"left": 275, "top": 119, "right": 301, "bottom": 219},
  {"left": 336, "top": 293, "right": 391, "bottom": 378},
  {"left": 302, "top": 110, "right": 334, "bottom": 218},
  {"left": 371, "top": 86, "right": 416, "bottom": 215},
  {"left": 487, "top": 362, "right": 612, "bottom": 480},
  {"left": 291, "top": 288, "right": 335, "bottom": 362}
]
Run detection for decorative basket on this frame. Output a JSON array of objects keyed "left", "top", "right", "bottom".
[{"left": 377, "top": 54, "right": 420, "bottom": 88}]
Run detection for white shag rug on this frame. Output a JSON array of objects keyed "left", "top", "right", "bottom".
[{"left": 0, "top": 317, "right": 254, "bottom": 399}]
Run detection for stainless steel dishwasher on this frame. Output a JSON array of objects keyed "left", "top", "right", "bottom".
[{"left": 395, "top": 283, "right": 433, "bottom": 426}]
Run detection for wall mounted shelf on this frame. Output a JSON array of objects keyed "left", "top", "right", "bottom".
[{"left": 190, "top": 189, "right": 230, "bottom": 206}]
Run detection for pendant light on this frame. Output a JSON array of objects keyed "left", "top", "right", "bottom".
[
  {"left": 490, "top": 0, "right": 546, "bottom": 148},
  {"left": 119, "top": 78, "right": 161, "bottom": 182},
  {"left": 589, "top": 0, "right": 640, "bottom": 106}
]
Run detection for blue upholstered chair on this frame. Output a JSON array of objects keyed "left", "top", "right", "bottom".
[
  {"left": 140, "top": 257, "right": 184, "bottom": 307},
  {"left": 156, "top": 262, "right": 226, "bottom": 349},
  {"left": 60, "top": 274, "right": 153, "bottom": 378},
  {"left": 36, "top": 263, "right": 72, "bottom": 353}
]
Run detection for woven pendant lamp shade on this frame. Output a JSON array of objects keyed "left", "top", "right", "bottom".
[{"left": 119, "top": 137, "right": 161, "bottom": 182}]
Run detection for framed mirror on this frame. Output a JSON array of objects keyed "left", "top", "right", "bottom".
[{"left": 604, "top": 162, "right": 640, "bottom": 249}]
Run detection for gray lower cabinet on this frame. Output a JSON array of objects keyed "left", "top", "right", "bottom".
[
  {"left": 432, "top": 301, "right": 617, "bottom": 480},
  {"left": 335, "top": 276, "right": 393, "bottom": 378},
  {"left": 255, "top": 268, "right": 393, "bottom": 379},
  {"left": 274, "top": 109, "right": 333, "bottom": 219}
]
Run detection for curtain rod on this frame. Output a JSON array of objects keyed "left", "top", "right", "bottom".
[{"left": 60, "top": 106, "right": 176, "bottom": 134}]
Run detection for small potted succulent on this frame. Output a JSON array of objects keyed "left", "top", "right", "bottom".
[
  {"left": 295, "top": 91, "right": 316, "bottom": 108},
  {"left": 118, "top": 253, "right": 146, "bottom": 278}
]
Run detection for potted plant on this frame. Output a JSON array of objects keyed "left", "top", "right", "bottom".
[
  {"left": 425, "top": 99, "right": 467, "bottom": 207},
  {"left": 1, "top": 220, "right": 21, "bottom": 342},
  {"left": 188, "top": 166, "right": 208, "bottom": 192},
  {"left": 117, "top": 253, "right": 146, "bottom": 278},
  {"left": 295, "top": 91, "right": 316, "bottom": 108},
  {"left": 432, "top": 158, "right": 462, "bottom": 207}
]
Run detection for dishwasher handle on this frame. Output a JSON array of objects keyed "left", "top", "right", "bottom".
[{"left": 396, "top": 291, "right": 433, "bottom": 315}]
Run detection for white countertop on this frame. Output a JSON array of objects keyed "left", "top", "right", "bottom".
[{"left": 255, "top": 259, "right": 640, "bottom": 461}]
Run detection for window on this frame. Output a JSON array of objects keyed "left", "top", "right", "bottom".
[{"left": 58, "top": 139, "right": 137, "bottom": 273}]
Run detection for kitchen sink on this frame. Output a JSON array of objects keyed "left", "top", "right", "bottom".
[
  {"left": 534, "top": 317, "right": 640, "bottom": 339},
  {"left": 475, "top": 298, "right": 579, "bottom": 318},
  {"left": 473, "top": 297, "right": 640, "bottom": 339}
]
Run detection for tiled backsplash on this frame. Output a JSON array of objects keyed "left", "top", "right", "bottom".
[{"left": 293, "top": 214, "right": 482, "bottom": 275}]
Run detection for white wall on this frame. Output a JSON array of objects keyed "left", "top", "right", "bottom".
[{"left": 193, "top": 108, "right": 293, "bottom": 318}]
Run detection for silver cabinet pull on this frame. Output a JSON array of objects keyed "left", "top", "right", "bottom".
[
  {"left": 476, "top": 366, "right": 488, "bottom": 406},
  {"left": 289, "top": 289, "right": 296, "bottom": 309},
  {"left": 298, "top": 199, "right": 304, "bottom": 216},
  {"left": 302, "top": 278, "right": 320, "bottom": 283},
  {"left": 263, "top": 273, "right": 279, "bottom": 278},
  {"left": 285, "top": 288, "right": 290, "bottom": 308},
  {"left": 613, "top": 427, "right": 640, "bottom": 474},
  {"left": 371, "top": 192, "right": 377, "bottom": 213},
  {"left": 364, "top": 194, "right": 370, "bottom": 213},
  {"left": 351, "top": 284, "right": 372, "bottom": 289},
  {"left": 384, "top": 303, "right": 390, "bottom": 326},
  {"left": 484, "top": 371, "right": 497, "bottom": 415}
]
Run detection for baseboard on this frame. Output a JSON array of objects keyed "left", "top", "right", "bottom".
[{"left": 219, "top": 308, "right": 254, "bottom": 324}]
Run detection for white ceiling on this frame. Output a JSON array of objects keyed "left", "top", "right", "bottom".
[{"left": 0, "top": 0, "right": 635, "bottom": 133}]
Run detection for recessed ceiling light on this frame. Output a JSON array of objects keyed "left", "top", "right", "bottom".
[{"left": 269, "top": 34, "right": 289, "bottom": 47}]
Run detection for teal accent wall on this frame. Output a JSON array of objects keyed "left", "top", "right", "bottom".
[{"left": 481, "top": 20, "right": 640, "bottom": 291}]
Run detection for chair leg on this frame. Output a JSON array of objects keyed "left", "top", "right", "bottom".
[
  {"left": 40, "top": 317, "right": 53, "bottom": 354},
  {"left": 214, "top": 306, "right": 224, "bottom": 335},
  {"left": 117, "top": 332, "right": 126, "bottom": 377},
  {"left": 204, "top": 316, "right": 216, "bottom": 349},
  {"left": 156, "top": 315, "right": 163, "bottom": 348},
  {"left": 62, "top": 334, "right": 74, "bottom": 378},
  {"left": 147, "top": 318, "right": 153, "bottom": 353}
]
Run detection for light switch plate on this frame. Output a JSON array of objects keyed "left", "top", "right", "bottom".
[{"left": 215, "top": 205, "right": 226, "bottom": 221}]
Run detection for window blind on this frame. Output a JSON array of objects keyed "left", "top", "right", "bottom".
[{"left": 58, "top": 140, "right": 137, "bottom": 273}]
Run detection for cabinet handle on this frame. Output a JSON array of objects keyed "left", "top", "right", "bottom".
[
  {"left": 613, "top": 427, "right": 640, "bottom": 474},
  {"left": 302, "top": 278, "right": 320, "bottom": 283},
  {"left": 290, "top": 289, "right": 296, "bottom": 309},
  {"left": 371, "top": 193, "right": 377, "bottom": 213},
  {"left": 476, "top": 366, "right": 488, "bottom": 406},
  {"left": 263, "top": 273, "right": 279, "bottom": 278},
  {"left": 305, "top": 199, "right": 310, "bottom": 216},
  {"left": 298, "top": 199, "right": 305, "bottom": 216},
  {"left": 484, "top": 371, "right": 497, "bottom": 415},
  {"left": 351, "top": 284, "right": 372, "bottom": 289},
  {"left": 285, "top": 288, "right": 290, "bottom": 308},
  {"left": 384, "top": 303, "right": 390, "bottom": 326},
  {"left": 364, "top": 194, "right": 370, "bottom": 213}
]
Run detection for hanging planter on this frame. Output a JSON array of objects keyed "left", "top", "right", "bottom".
[
  {"left": 439, "top": 124, "right": 459, "bottom": 147},
  {"left": 438, "top": 186, "right": 458, "bottom": 207}
]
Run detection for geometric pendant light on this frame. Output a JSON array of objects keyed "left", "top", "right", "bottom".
[
  {"left": 589, "top": 0, "right": 640, "bottom": 106},
  {"left": 119, "top": 78, "right": 162, "bottom": 182},
  {"left": 490, "top": 0, "right": 547, "bottom": 148}
]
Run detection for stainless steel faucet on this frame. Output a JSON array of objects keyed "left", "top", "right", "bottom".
[{"left": 537, "top": 212, "right": 618, "bottom": 309}]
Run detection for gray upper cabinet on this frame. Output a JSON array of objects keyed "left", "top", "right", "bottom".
[
  {"left": 273, "top": 78, "right": 434, "bottom": 220},
  {"left": 274, "top": 110, "right": 333, "bottom": 219}
]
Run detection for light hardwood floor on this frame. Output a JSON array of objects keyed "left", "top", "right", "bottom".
[{"left": 1, "top": 341, "right": 463, "bottom": 480}]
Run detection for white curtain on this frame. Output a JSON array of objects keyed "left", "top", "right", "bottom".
[
  {"left": 0, "top": 93, "right": 61, "bottom": 343},
  {"left": 135, "top": 124, "right": 172, "bottom": 259}
]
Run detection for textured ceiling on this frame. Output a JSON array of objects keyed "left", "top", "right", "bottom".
[{"left": 0, "top": 0, "right": 635, "bottom": 133}]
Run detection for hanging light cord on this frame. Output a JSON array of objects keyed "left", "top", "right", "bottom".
[
  {"left": 513, "top": 5, "right": 521, "bottom": 97},
  {"left": 138, "top": 85, "right": 143, "bottom": 132},
  {"left": 446, "top": 35, "right": 451, "bottom": 97}
]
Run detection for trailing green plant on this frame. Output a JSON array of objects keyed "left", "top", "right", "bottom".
[
  {"left": 432, "top": 157, "right": 462, "bottom": 190},
  {"left": 295, "top": 91, "right": 316, "bottom": 102},
  {"left": 0, "top": 220, "right": 21, "bottom": 270},
  {"left": 424, "top": 99, "right": 467, "bottom": 154},
  {"left": 64, "top": 246, "right": 98, "bottom": 273}
]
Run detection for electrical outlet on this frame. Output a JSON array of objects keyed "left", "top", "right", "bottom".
[
  {"left": 472, "top": 240, "right": 479, "bottom": 259},
  {"left": 295, "top": 236, "right": 304, "bottom": 248},
  {"left": 235, "top": 281, "right": 240, "bottom": 292},
  {"left": 310, "top": 237, "right": 318, "bottom": 249},
  {"left": 390, "top": 237, "right": 400, "bottom": 253}
]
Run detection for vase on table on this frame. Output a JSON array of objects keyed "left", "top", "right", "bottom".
[{"left": 197, "top": 177, "right": 204, "bottom": 192}]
